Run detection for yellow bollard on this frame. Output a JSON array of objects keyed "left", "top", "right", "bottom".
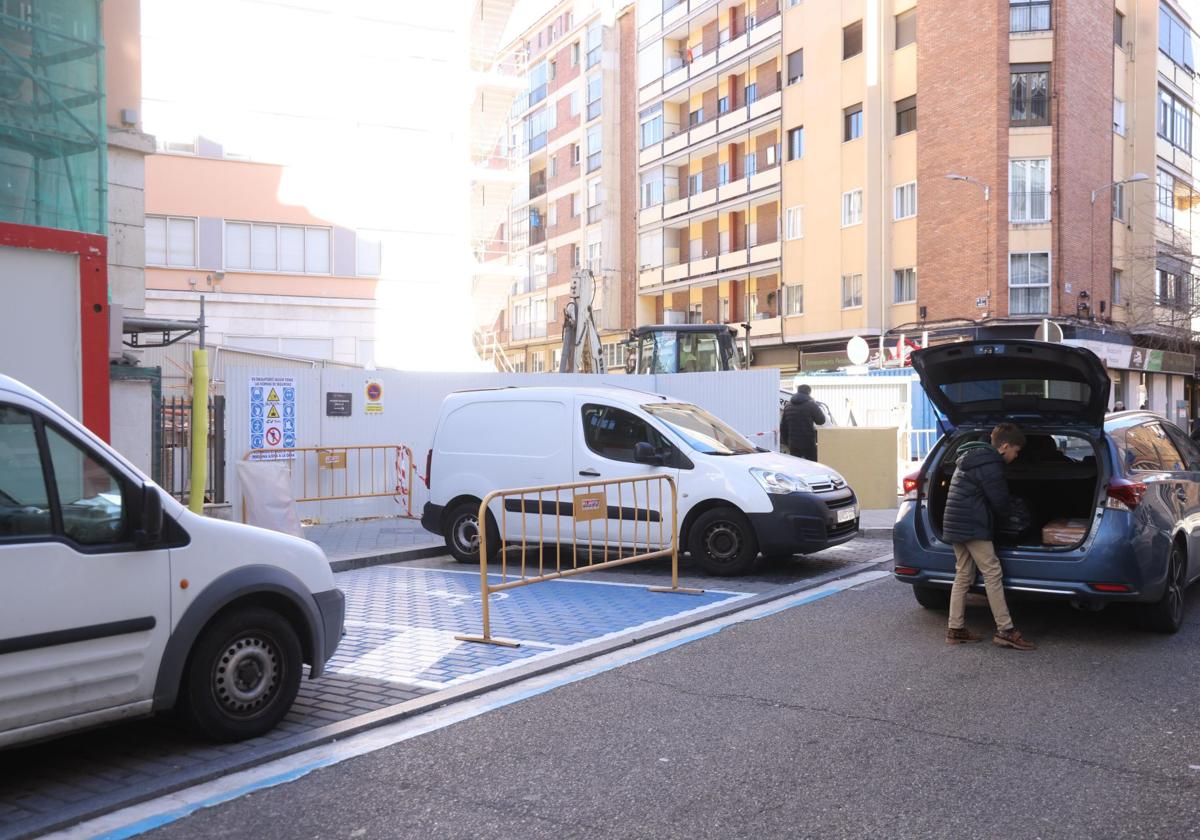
[{"left": 188, "top": 349, "right": 208, "bottom": 514}]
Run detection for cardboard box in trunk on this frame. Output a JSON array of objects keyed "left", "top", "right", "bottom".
[{"left": 1042, "top": 518, "right": 1088, "bottom": 546}]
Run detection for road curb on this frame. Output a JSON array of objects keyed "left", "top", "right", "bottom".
[
  {"left": 10, "top": 553, "right": 894, "bottom": 840},
  {"left": 860, "top": 527, "right": 893, "bottom": 539},
  {"left": 327, "top": 543, "right": 445, "bottom": 572}
]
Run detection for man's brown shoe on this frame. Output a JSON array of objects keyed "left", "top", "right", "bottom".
[
  {"left": 945, "top": 627, "right": 982, "bottom": 644},
  {"left": 993, "top": 627, "right": 1037, "bottom": 651}
]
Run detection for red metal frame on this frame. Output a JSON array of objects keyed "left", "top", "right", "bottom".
[{"left": 0, "top": 221, "right": 110, "bottom": 441}]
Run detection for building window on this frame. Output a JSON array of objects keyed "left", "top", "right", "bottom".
[
  {"left": 689, "top": 108, "right": 704, "bottom": 127},
  {"left": 786, "top": 205, "right": 804, "bottom": 240},
  {"left": 1157, "top": 168, "right": 1176, "bottom": 224},
  {"left": 687, "top": 302, "right": 703, "bottom": 324},
  {"left": 787, "top": 126, "right": 804, "bottom": 161},
  {"left": 1159, "top": 5, "right": 1194, "bottom": 73},
  {"left": 844, "top": 20, "right": 862, "bottom": 59},
  {"left": 224, "top": 222, "right": 331, "bottom": 274},
  {"left": 548, "top": 59, "right": 557, "bottom": 81},
  {"left": 844, "top": 103, "right": 863, "bottom": 141},
  {"left": 1010, "top": 65, "right": 1049, "bottom": 126},
  {"left": 1113, "top": 98, "right": 1126, "bottom": 136},
  {"left": 893, "top": 268, "right": 916, "bottom": 303},
  {"left": 587, "top": 125, "right": 602, "bottom": 172},
  {"left": 572, "top": 192, "right": 582, "bottom": 217},
  {"left": 548, "top": 251, "right": 558, "bottom": 277},
  {"left": 784, "top": 283, "right": 804, "bottom": 315},
  {"left": 145, "top": 216, "right": 196, "bottom": 267},
  {"left": 787, "top": 49, "right": 804, "bottom": 84},
  {"left": 587, "top": 73, "right": 602, "bottom": 121},
  {"left": 548, "top": 202, "right": 558, "bottom": 228},
  {"left": 572, "top": 143, "right": 581, "bottom": 165},
  {"left": 1112, "top": 269, "right": 1123, "bottom": 306},
  {"left": 1158, "top": 87, "right": 1192, "bottom": 154},
  {"left": 1010, "top": 0, "right": 1050, "bottom": 33},
  {"left": 573, "top": 244, "right": 581, "bottom": 267},
  {"left": 718, "top": 96, "right": 730, "bottom": 115},
  {"left": 745, "top": 82, "right": 757, "bottom": 105},
  {"left": 641, "top": 169, "right": 664, "bottom": 208},
  {"left": 841, "top": 189, "right": 863, "bottom": 227},
  {"left": 894, "top": 182, "right": 917, "bottom": 220},
  {"left": 570, "top": 90, "right": 581, "bottom": 118},
  {"left": 530, "top": 352, "right": 546, "bottom": 373},
  {"left": 895, "top": 9, "right": 916, "bottom": 48},
  {"left": 1112, "top": 182, "right": 1124, "bottom": 221},
  {"left": 1113, "top": 10, "right": 1124, "bottom": 46},
  {"left": 1155, "top": 268, "right": 1188, "bottom": 308},
  {"left": 718, "top": 163, "right": 730, "bottom": 185},
  {"left": 640, "top": 104, "right": 664, "bottom": 148},
  {"left": 841, "top": 274, "right": 863, "bottom": 308},
  {"left": 1009, "top": 158, "right": 1050, "bottom": 222},
  {"left": 587, "top": 177, "right": 603, "bottom": 223},
  {"left": 356, "top": 234, "right": 382, "bottom": 276},
  {"left": 586, "top": 22, "right": 602, "bottom": 68},
  {"left": 1009, "top": 252, "right": 1051, "bottom": 314},
  {"left": 895, "top": 96, "right": 916, "bottom": 135}
]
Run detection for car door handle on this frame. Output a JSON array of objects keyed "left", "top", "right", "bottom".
[{"left": 579, "top": 469, "right": 601, "bottom": 477}]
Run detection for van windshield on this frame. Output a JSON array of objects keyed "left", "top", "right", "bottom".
[{"left": 642, "top": 402, "right": 756, "bottom": 455}]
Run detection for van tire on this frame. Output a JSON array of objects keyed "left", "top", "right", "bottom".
[
  {"left": 445, "top": 501, "right": 498, "bottom": 565},
  {"left": 179, "top": 607, "right": 303, "bottom": 742},
  {"left": 1140, "top": 542, "right": 1187, "bottom": 634},
  {"left": 689, "top": 507, "right": 758, "bottom": 576},
  {"left": 912, "top": 585, "right": 950, "bottom": 610}
]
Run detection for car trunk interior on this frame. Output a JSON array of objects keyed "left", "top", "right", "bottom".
[{"left": 927, "top": 430, "right": 1103, "bottom": 549}]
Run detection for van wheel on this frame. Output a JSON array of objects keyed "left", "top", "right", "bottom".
[
  {"left": 1141, "top": 543, "right": 1187, "bottom": 634},
  {"left": 689, "top": 507, "right": 758, "bottom": 576},
  {"left": 179, "top": 607, "right": 302, "bottom": 742},
  {"left": 912, "top": 585, "right": 950, "bottom": 610},
  {"left": 444, "top": 501, "right": 498, "bottom": 564}
]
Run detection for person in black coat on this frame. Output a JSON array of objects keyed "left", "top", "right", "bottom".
[
  {"left": 780, "top": 385, "right": 826, "bottom": 461},
  {"left": 943, "top": 422, "right": 1037, "bottom": 651}
]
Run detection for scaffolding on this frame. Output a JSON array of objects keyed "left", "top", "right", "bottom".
[{"left": 0, "top": 0, "right": 106, "bottom": 234}]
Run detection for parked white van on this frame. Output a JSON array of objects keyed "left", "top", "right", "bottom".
[
  {"left": 420, "top": 386, "right": 859, "bottom": 575},
  {"left": 0, "top": 374, "right": 344, "bottom": 748}
]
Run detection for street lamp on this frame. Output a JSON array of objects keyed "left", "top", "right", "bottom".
[
  {"left": 1091, "top": 173, "right": 1148, "bottom": 311},
  {"left": 945, "top": 174, "right": 992, "bottom": 314}
]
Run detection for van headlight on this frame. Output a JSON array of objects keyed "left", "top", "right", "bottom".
[{"left": 751, "top": 468, "right": 810, "bottom": 495}]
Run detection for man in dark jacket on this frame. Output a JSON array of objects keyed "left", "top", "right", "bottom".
[
  {"left": 780, "top": 385, "right": 825, "bottom": 461},
  {"left": 943, "top": 422, "right": 1037, "bottom": 651}
]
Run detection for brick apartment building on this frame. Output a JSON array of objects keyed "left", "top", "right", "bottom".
[
  {"left": 473, "top": 0, "right": 638, "bottom": 373},
  {"left": 631, "top": 0, "right": 1200, "bottom": 417}
]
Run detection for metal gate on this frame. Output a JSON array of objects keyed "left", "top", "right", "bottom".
[{"left": 158, "top": 395, "right": 226, "bottom": 504}]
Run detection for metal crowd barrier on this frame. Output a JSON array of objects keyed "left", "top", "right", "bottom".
[
  {"left": 456, "top": 474, "right": 703, "bottom": 648},
  {"left": 243, "top": 444, "right": 416, "bottom": 517}
]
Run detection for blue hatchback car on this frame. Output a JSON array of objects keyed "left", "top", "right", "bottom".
[{"left": 893, "top": 339, "right": 1199, "bottom": 633}]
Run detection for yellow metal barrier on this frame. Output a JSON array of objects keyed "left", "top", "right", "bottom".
[
  {"left": 456, "top": 474, "right": 703, "bottom": 648},
  {"left": 243, "top": 444, "right": 416, "bottom": 518}
]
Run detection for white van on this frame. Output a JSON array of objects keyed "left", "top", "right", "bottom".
[
  {"left": 420, "top": 386, "right": 859, "bottom": 575},
  {"left": 0, "top": 374, "right": 344, "bottom": 748}
]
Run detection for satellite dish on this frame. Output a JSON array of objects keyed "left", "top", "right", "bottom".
[
  {"left": 1034, "top": 319, "right": 1064, "bottom": 343},
  {"left": 847, "top": 335, "right": 870, "bottom": 366}
]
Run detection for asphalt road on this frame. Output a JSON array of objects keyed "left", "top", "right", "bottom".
[{"left": 141, "top": 578, "right": 1200, "bottom": 840}]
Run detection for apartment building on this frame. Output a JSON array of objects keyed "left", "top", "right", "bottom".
[
  {"left": 476, "top": 0, "right": 637, "bottom": 373},
  {"left": 635, "top": 0, "right": 1199, "bottom": 415}
]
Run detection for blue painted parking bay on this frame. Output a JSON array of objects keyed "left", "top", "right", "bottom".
[{"left": 326, "top": 566, "right": 749, "bottom": 691}]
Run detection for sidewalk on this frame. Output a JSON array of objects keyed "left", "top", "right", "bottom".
[{"left": 303, "top": 518, "right": 443, "bottom": 569}]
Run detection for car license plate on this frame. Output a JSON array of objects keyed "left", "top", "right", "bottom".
[{"left": 837, "top": 507, "right": 856, "bottom": 524}]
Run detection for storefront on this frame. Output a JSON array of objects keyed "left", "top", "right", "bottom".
[{"left": 1065, "top": 339, "right": 1194, "bottom": 427}]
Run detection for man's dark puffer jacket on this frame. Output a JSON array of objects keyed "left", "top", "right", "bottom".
[{"left": 942, "top": 441, "right": 1010, "bottom": 544}]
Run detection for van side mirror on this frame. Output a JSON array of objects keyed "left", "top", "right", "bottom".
[
  {"left": 135, "top": 483, "right": 163, "bottom": 547},
  {"left": 633, "top": 441, "right": 665, "bottom": 466}
]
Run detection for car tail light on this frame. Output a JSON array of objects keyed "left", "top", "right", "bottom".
[
  {"left": 424, "top": 448, "right": 433, "bottom": 489},
  {"left": 1090, "top": 582, "right": 1132, "bottom": 593},
  {"left": 902, "top": 470, "right": 922, "bottom": 501},
  {"left": 1106, "top": 479, "right": 1146, "bottom": 512},
  {"left": 894, "top": 565, "right": 920, "bottom": 576}
]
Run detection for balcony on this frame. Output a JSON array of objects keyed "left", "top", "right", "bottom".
[
  {"left": 654, "top": 144, "right": 780, "bottom": 222},
  {"left": 529, "top": 171, "right": 547, "bottom": 200}
]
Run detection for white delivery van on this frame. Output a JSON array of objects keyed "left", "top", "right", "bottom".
[
  {"left": 420, "top": 386, "right": 859, "bottom": 575},
  {"left": 0, "top": 374, "right": 344, "bottom": 748}
]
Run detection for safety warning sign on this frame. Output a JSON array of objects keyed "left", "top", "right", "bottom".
[
  {"left": 365, "top": 379, "right": 384, "bottom": 415},
  {"left": 250, "top": 375, "right": 297, "bottom": 460}
]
